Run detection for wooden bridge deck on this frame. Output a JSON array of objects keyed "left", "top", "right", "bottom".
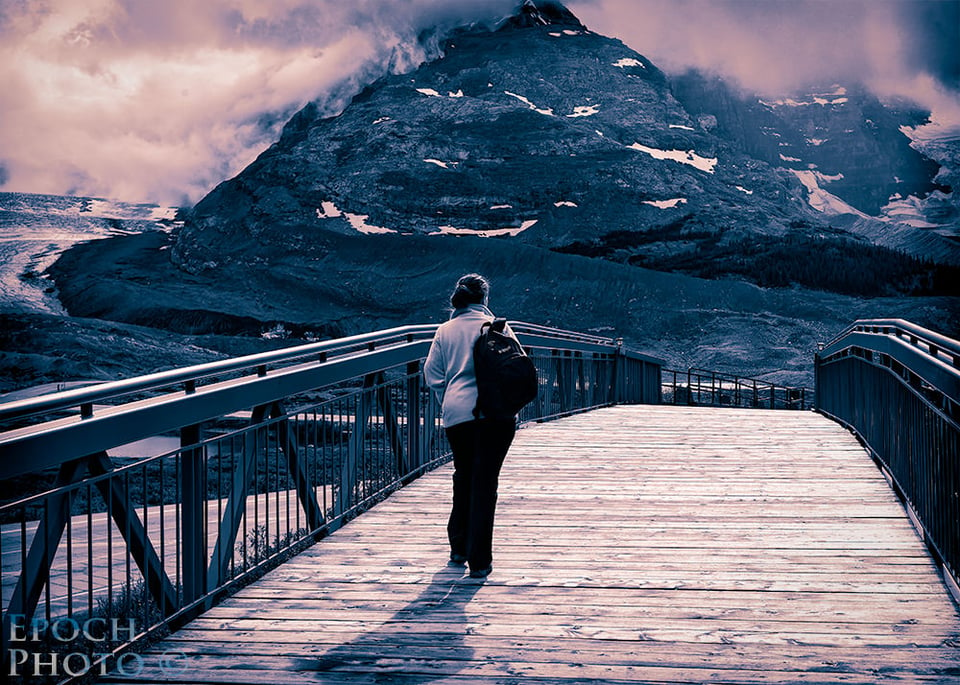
[{"left": 104, "top": 405, "right": 960, "bottom": 684}]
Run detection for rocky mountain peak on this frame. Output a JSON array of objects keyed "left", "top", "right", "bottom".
[
  {"left": 172, "top": 1, "right": 958, "bottom": 277},
  {"left": 500, "top": 0, "right": 586, "bottom": 31}
]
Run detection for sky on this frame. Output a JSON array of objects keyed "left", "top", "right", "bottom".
[{"left": 0, "top": 0, "right": 957, "bottom": 206}]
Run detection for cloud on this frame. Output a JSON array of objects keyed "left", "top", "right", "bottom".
[
  {"left": 568, "top": 0, "right": 960, "bottom": 146},
  {"left": 569, "top": 0, "right": 960, "bottom": 98},
  {"left": 0, "top": 0, "right": 517, "bottom": 204},
  {"left": 1, "top": 0, "right": 956, "bottom": 204}
]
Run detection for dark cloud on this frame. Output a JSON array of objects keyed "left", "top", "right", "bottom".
[
  {"left": 900, "top": 0, "right": 960, "bottom": 88},
  {"left": 570, "top": 0, "right": 960, "bottom": 96}
]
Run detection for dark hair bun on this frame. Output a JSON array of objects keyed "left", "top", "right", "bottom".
[{"left": 450, "top": 273, "right": 489, "bottom": 309}]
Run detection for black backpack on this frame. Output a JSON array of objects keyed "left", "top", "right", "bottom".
[{"left": 473, "top": 318, "right": 538, "bottom": 420}]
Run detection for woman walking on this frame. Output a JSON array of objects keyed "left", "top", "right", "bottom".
[{"left": 423, "top": 274, "right": 518, "bottom": 578}]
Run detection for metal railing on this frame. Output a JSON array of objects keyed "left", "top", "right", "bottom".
[
  {"left": 815, "top": 318, "right": 960, "bottom": 598},
  {"left": 0, "top": 321, "right": 662, "bottom": 679},
  {"left": 662, "top": 368, "right": 811, "bottom": 409}
]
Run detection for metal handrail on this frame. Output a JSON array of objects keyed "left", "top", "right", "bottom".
[
  {"left": 817, "top": 318, "right": 960, "bottom": 412},
  {"left": 815, "top": 318, "right": 960, "bottom": 601},
  {"left": 0, "top": 321, "right": 658, "bottom": 426},
  {"left": 509, "top": 321, "right": 618, "bottom": 344},
  {"left": 686, "top": 367, "right": 812, "bottom": 396},
  {"left": 820, "top": 318, "right": 960, "bottom": 377},
  {"left": 0, "top": 324, "right": 441, "bottom": 423},
  {"left": 662, "top": 367, "right": 811, "bottom": 410}
]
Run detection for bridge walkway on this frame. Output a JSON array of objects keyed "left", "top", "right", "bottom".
[{"left": 102, "top": 405, "right": 960, "bottom": 684}]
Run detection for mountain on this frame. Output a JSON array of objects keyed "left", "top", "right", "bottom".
[
  {"left": 171, "top": 0, "right": 958, "bottom": 277},
  {"left": 670, "top": 72, "right": 960, "bottom": 263},
  {"left": 174, "top": 4, "right": 812, "bottom": 267},
  {"left": 3, "top": 0, "right": 958, "bottom": 394}
]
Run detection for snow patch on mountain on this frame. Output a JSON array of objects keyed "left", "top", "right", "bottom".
[
  {"left": 416, "top": 87, "right": 464, "bottom": 99},
  {"left": 316, "top": 202, "right": 342, "bottom": 219},
  {"left": 76, "top": 199, "right": 177, "bottom": 223},
  {"left": 7, "top": 196, "right": 178, "bottom": 223},
  {"left": 345, "top": 213, "right": 396, "bottom": 235},
  {"left": 317, "top": 201, "right": 395, "bottom": 234},
  {"left": 613, "top": 58, "right": 645, "bottom": 69},
  {"left": 433, "top": 219, "right": 537, "bottom": 237},
  {"left": 505, "top": 91, "right": 554, "bottom": 116},
  {"left": 896, "top": 114, "right": 960, "bottom": 237},
  {"left": 567, "top": 104, "right": 600, "bottom": 118},
  {"left": 643, "top": 198, "right": 687, "bottom": 209},
  {"left": 881, "top": 194, "right": 944, "bottom": 228},
  {"left": 791, "top": 170, "right": 868, "bottom": 217},
  {"left": 628, "top": 143, "right": 718, "bottom": 174},
  {"left": 762, "top": 86, "right": 849, "bottom": 108},
  {"left": 554, "top": 200, "right": 578, "bottom": 207}
]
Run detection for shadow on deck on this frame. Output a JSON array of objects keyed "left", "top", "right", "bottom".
[{"left": 101, "top": 405, "right": 960, "bottom": 685}]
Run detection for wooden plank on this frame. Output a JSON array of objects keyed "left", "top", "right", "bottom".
[
  {"left": 154, "top": 635, "right": 960, "bottom": 671},
  {"left": 108, "top": 655, "right": 958, "bottom": 685},
  {"left": 100, "top": 405, "right": 960, "bottom": 685}
]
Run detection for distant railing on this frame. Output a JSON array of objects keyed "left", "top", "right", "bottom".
[
  {"left": 662, "top": 368, "right": 811, "bottom": 410},
  {"left": 0, "top": 321, "right": 661, "bottom": 679},
  {"left": 815, "top": 318, "right": 960, "bottom": 599}
]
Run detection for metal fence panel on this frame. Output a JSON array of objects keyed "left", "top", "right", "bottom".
[{"left": 815, "top": 319, "right": 960, "bottom": 599}]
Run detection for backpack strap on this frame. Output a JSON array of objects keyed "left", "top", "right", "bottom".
[{"left": 490, "top": 318, "right": 507, "bottom": 333}]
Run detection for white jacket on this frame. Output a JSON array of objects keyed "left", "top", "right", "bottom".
[{"left": 423, "top": 304, "right": 517, "bottom": 427}]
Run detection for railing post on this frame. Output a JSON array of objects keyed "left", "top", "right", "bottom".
[
  {"left": 814, "top": 347, "right": 823, "bottom": 411},
  {"left": 652, "top": 364, "right": 662, "bottom": 405},
  {"left": 557, "top": 351, "right": 569, "bottom": 413},
  {"left": 610, "top": 340, "right": 623, "bottom": 405},
  {"left": 181, "top": 423, "right": 206, "bottom": 606},
  {"left": 406, "top": 361, "right": 422, "bottom": 477},
  {"left": 423, "top": 388, "right": 440, "bottom": 463},
  {"left": 576, "top": 354, "right": 587, "bottom": 411}
]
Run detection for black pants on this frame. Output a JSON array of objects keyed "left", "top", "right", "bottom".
[{"left": 445, "top": 418, "right": 516, "bottom": 572}]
